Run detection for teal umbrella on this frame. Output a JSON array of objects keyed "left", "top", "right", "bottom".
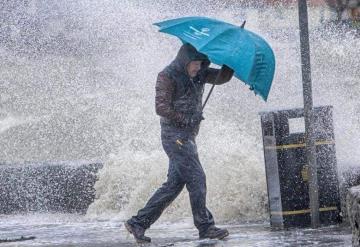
[{"left": 154, "top": 16, "right": 275, "bottom": 101}]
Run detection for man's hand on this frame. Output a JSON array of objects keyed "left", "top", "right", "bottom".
[{"left": 220, "top": 64, "right": 234, "bottom": 81}]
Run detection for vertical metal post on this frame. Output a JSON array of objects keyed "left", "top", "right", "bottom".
[{"left": 298, "top": 0, "right": 319, "bottom": 228}]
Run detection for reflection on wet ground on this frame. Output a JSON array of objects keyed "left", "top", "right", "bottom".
[{"left": 0, "top": 214, "right": 352, "bottom": 246}]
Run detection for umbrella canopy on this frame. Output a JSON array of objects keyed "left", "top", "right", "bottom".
[{"left": 154, "top": 16, "right": 275, "bottom": 101}]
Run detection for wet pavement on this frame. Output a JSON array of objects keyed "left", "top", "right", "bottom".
[{"left": 0, "top": 214, "right": 352, "bottom": 246}]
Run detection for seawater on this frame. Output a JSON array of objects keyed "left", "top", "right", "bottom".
[{"left": 0, "top": 0, "right": 359, "bottom": 224}]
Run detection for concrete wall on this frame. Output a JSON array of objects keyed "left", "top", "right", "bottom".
[
  {"left": 341, "top": 167, "right": 360, "bottom": 223},
  {"left": 0, "top": 161, "right": 102, "bottom": 214}
]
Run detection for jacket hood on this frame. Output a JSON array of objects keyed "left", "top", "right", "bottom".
[{"left": 171, "top": 43, "right": 210, "bottom": 75}]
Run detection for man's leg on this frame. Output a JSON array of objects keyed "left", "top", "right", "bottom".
[
  {"left": 126, "top": 132, "right": 185, "bottom": 242},
  {"left": 178, "top": 139, "right": 214, "bottom": 234},
  {"left": 127, "top": 167, "right": 185, "bottom": 229},
  {"left": 179, "top": 138, "right": 228, "bottom": 239}
]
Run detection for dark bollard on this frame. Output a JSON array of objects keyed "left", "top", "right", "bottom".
[
  {"left": 0, "top": 161, "right": 102, "bottom": 214},
  {"left": 260, "top": 106, "right": 341, "bottom": 228}
]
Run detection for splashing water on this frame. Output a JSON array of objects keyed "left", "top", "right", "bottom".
[{"left": 0, "top": 0, "right": 359, "bottom": 223}]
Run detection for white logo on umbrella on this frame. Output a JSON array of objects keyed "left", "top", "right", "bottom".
[
  {"left": 183, "top": 26, "right": 210, "bottom": 40},
  {"left": 190, "top": 26, "right": 210, "bottom": 36}
]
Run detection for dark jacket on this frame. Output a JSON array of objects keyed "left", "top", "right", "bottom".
[{"left": 155, "top": 44, "right": 233, "bottom": 129}]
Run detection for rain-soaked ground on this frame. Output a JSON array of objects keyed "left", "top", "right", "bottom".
[{"left": 0, "top": 214, "right": 352, "bottom": 246}]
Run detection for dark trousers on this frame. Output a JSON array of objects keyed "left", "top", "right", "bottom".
[{"left": 128, "top": 124, "right": 214, "bottom": 234}]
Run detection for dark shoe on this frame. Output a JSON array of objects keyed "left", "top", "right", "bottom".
[
  {"left": 199, "top": 225, "right": 229, "bottom": 240},
  {"left": 124, "top": 221, "right": 151, "bottom": 243}
]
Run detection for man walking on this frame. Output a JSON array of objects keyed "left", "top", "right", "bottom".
[{"left": 125, "top": 43, "right": 234, "bottom": 243}]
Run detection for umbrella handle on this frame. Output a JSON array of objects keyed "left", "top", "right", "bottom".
[
  {"left": 202, "top": 64, "right": 229, "bottom": 110},
  {"left": 202, "top": 84, "right": 216, "bottom": 111}
]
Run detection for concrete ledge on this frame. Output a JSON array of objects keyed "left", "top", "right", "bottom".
[
  {"left": 347, "top": 185, "right": 360, "bottom": 247},
  {"left": 341, "top": 168, "right": 360, "bottom": 223},
  {"left": 0, "top": 161, "right": 102, "bottom": 214}
]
